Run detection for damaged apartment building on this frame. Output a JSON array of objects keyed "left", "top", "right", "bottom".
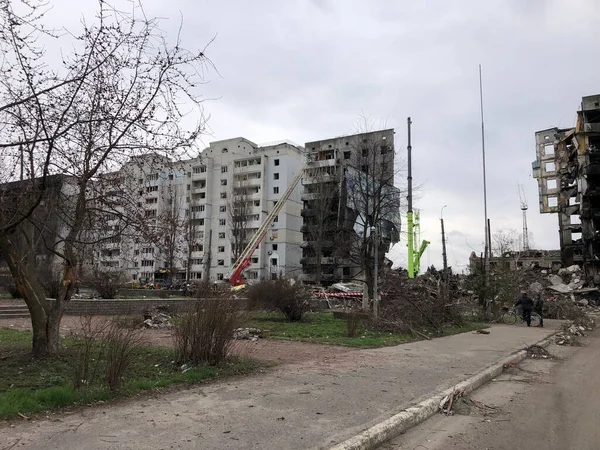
[
  {"left": 300, "top": 129, "right": 401, "bottom": 285},
  {"left": 533, "top": 94, "right": 600, "bottom": 283}
]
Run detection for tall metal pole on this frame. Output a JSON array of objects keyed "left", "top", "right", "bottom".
[
  {"left": 441, "top": 205, "right": 448, "bottom": 301},
  {"left": 479, "top": 65, "right": 490, "bottom": 275},
  {"left": 372, "top": 226, "right": 379, "bottom": 319},
  {"left": 407, "top": 117, "right": 415, "bottom": 278}
]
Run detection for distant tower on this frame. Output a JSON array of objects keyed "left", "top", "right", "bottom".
[{"left": 519, "top": 185, "right": 529, "bottom": 251}]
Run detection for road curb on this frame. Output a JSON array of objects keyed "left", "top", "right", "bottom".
[{"left": 328, "top": 333, "right": 558, "bottom": 450}]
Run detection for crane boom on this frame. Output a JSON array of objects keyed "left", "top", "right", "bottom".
[{"left": 228, "top": 161, "right": 307, "bottom": 286}]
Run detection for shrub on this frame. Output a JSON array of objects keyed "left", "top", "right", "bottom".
[
  {"left": 84, "top": 269, "right": 125, "bottom": 299},
  {"left": 346, "top": 310, "right": 364, "bottom": 337},
  {"left": 246, "top": 279, "right": 311, "bottom": 322},
  {"left": 173, "top": 298, "right": 245, "bottom": 366},
  {"left": 105, "top": 318, "right": 140, "bottom": 392},
  {"left": 71, "top": 316, "right": 109, "bottom": 389}
]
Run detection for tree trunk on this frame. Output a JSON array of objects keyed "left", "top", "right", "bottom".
[{"left": 0, "top": 227, "right": 55, "bottom": 357}]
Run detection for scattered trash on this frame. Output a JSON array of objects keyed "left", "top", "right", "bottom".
[
  {"left": 143, "top": 308, "right": 172, "bottom": 329},
  {"left": 233, "top": 327, "right": 262, "bottom": 341}
]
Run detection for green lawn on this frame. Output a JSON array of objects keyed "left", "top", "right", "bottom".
[
  {"left": 247, "top": 312, "right": 486, "bottom": 348},
  {"left": 0, "top": 328, "right": 259, "bottom": 420}
]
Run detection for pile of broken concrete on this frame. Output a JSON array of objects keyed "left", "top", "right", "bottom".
[{"left": 546, "top": 264, "right": 587, "bottom": 295}]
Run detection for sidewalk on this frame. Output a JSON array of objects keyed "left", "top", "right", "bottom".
[{"left": 0, "top": 323, "right": 560, "bottom": 450}]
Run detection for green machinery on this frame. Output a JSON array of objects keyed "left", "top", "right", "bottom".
[{"left": 406, "top": 117, "right": 430, "bottom": 278}]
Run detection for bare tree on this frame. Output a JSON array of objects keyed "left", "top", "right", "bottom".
[
  {"left": 153, "top": 183, "right": 186, "bottom": 286},
  {"left": 492, "top": 228, "right": 520, "bottom": 257},
  {"left": 0, "top": 1, "right": 212, "bottom": 357},
  {"left": 338, "top": 125, "right": 402, "bottom": 305},
  {"left": 302, "top": 167, "right": 338, "bottom": 284}
]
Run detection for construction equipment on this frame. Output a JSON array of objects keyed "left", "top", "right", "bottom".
[
  {"left": 227, "top": 161, "right": 308, "bottom": 287},
  {"left": 406, "top": 117, "right": 430, "bottom": 278}
]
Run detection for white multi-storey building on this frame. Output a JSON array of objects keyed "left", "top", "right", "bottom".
[{"left": 94, "top": 137, "right": 305, "bottom": 285}]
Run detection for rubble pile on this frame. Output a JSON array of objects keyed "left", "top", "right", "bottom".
[
  {"left": 554, "top": 316, "right": 596, "bottom": 346},
  {"left": 233, "top": 327, "right": 262, "bottom": 341},
  {"left": 143, "top": 307, "right": 172, "bottom": 329},
  {"left": 486, "top": 262, "right": 600, "bottom": 319},
  {"left": 375, "top": 268, "right": 467, "bottom": 334}
]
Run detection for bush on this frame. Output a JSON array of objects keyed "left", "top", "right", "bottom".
[
  {"left": 246, "top": 279, "right": 311, "bottom": 322},
  {"left": 71, "top": 316, "right": 108, "bottom": 389},
  {"left": 346, "top": 310, "right": 365, "bottom": 337},
  {"left": 84, "top": 269, "right": 125, "bottom": 299},
  {"left": 70, "top": 316, "right": 139, "bottom": 392},
  {"left": 173, "top": 298, "right": 245, "bottom": 366},
  {"left": 105, "top": 319, "right": 140, "bottom": 392}
]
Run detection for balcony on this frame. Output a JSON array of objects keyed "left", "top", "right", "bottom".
[
  {"left": 302, "top": 174, "right": 337, "bottom": 185},
  {"left": 308, "top": 159, "right": 337, "bottom": 169},
  {"left": 192, "top": 186, "right": 206, "bottom": 194},
  {"left": 300, "top": 256, "right": 336, "bottom": 265},
  {"left": 191, "top": 171, "right": 207, "bottom": 180},
  {"left": 584, "top": 123, "right": 600, "bottom": 133}
]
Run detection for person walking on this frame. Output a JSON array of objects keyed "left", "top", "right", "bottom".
[
  {"left": 515, "top": 291, "right": 534, "bottom": 327},
  {"left": 534, "top": 295, "right": 544, "bottom": 328}
]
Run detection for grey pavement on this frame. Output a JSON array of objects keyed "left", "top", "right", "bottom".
[{"left": 0, "top": 322, "right": 560, "bottom": 450}]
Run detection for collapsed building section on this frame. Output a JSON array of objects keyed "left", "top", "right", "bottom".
[
  {"left": 300, "top": 129, "right": 401, "bottom": 285},
  {"left": 533, "top": 94, "right": 600, "bottom": 283}
]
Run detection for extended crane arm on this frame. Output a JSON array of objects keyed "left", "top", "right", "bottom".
[{"left": 228, "top": 161, "right": 307, "bottom": 286}]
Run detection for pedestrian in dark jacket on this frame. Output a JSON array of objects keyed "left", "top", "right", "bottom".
[
  {"left": 515, "top": 292, "right": 534, "bottom": 327},
  {"left": 534, "top": 296, "right": 544, "bottom": 328}
]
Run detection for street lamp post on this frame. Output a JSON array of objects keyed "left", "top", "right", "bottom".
[{"left": 371, "top": 226, "right": 379, "bottom": 319}]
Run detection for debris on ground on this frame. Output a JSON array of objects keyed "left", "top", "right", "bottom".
[
  {"left": 142, "top": 308, "right": 172, "bottom": 329},
  {"left": 476, "top": 329, "right": 491, "bottom": 335},
  {"left": 439, "top": 388, "right": 464, "bottom": 415},
  {"left": 233, "top": 327, "right": 262, "bottom": 341},
  {"left": 526, "top": 344, "right": 552, "bottom": 359},
  {"left": 554, "top": 317, "right": 595, "bottom": 346},
  {"left": 451, "top": 397, "right": 502, "bottom": 417}
]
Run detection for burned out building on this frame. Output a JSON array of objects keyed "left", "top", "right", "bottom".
[
  {"left": 300, "top": 129, "right": 401, "bottom": 285},
  {"left": 533, "top": 94, "right": 600, "bottom": 282}
]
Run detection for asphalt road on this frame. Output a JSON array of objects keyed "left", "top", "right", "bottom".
[{"left": 384, "top": 329, "right": 600, "bottom": 450}]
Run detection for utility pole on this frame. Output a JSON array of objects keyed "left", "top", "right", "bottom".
[
  {"left": 441, "top": 220, "right": 448, "bottom": 301},
  {"left": 372, "top": 226, "right": 379, "bottom": 319},
  {"left": 441, "top": 211, "right": 448, "bottom": 276}
]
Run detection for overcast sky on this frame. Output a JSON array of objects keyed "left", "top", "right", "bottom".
[{"left": 47, "top": 0, "right": 600, "bottom": 272}]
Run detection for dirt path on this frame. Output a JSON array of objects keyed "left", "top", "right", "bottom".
[{"left": 0, "top": 316, "right": 355, "bottom": 366}]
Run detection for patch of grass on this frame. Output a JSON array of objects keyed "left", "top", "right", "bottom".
[
  {"left": 247, "top": 312, "right": 411, "bottom": 347},
  {"left": 0, "top": 328, "right": 260, "bottom": 420},
  {"left": 247, "top": 312, "right": 487, "bottom": 348}
]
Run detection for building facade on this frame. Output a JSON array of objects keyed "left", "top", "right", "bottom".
[
  {"left": 533, "top": 94, "right": 600, "bottom": 282},
  {"left": 93, "top": 138, "right": 305, "bottom": 284},
  {"left": 300, "top": 129, "right": 401, "bottom": 285}
]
